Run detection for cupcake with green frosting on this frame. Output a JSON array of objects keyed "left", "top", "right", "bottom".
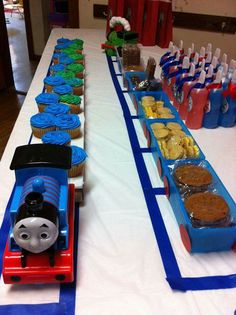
[
  {"left": 65, "top": 78, "right": 84, "bottom": 96},
  {"left": 60, "top": 94, "right": 82, "bottom": 114},
  {"left": 68, "top": 43, "right": 83, "bottom": 54},
  {"left": 66, "top": 63, "right": 84, "bottom": 79},
  {"left": 61, "top": 48, "right": 77, "bottom": 55},
  {"left": 72, "top": 39, "right": 84, "bottom": 47},
  {"left": 68, "top": 53, "right": 84, "bottom": 65},
  {"left": 55, "top": 70, "right": 75, "bottom": 80}
]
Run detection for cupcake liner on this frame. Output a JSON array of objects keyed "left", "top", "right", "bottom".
[
  {"left": 76, "top": 49, "right": 83, "bottom": 54},
  {"left": 69, "top": 103, "right": 81, "bottom": 114},
  {"left": 38, "top": 104, "right": 47, "bottom": 113},
  {"left": 73, "top": 86, "right": 83, "bottom": 96},
  {"left": 45, "top": 84, "right": 54, "bottom": 93},
  {"left": 75, "top": 60, "right": 84, "bottom": 65},
  {"left": 53, "top": 58, "right": 59, "bottom": 65},
  {"left": 31, "top": 126, "right": 56, "bottom": 139},
  {"left": 75, "top": 72, "right": 84, "bottom": 79},
  {"left": 68, "top": 161, "right": 85, "bottom": 177},
  {"left": 57, "top": 126, "right": 81, "bottom": 139}
]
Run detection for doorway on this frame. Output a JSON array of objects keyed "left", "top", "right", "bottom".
[
  {"left": 3, "top": 0, "right": 38, "bottom": 93},
  {"left": 1, "top": 0, "right": 79, "bottom": 93}
]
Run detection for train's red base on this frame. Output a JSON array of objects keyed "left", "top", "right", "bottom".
[{"left": 3, "top": 184, "right": 75, "bottom": 284}]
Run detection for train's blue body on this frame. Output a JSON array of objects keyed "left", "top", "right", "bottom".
[{"left": 8, "top": 144, "right": 72, "bottom": 252}]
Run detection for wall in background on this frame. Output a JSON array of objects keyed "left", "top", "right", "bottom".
[
  {"left": 173, "top": 0, "right": 236, "bottom": 60},
  {"left": 29, "top": 0, "right": 45, "bottom": 56},
  {"left": 28, "top": 0, "right": 236, "bottom": 60},
  {"left": 79, "top": 0, "right": 107, "bottom": 29}
]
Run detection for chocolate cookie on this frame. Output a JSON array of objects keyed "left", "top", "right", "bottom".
[
  {"left": 184, "top": 192, "right": 230, "bottom": 227},
  {"left": 174, "top": 164, "right": 212, "bottom": 189}
]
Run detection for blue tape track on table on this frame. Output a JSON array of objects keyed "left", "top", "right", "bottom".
[
  {"left": 107, "top": 55, "right": 236, "bottom": 291},
  {"left": 0, "top": 185, "right": 78, "bottom": 315}
]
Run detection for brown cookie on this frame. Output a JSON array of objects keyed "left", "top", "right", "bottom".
[
  {"left": 184, "top": 192, "right": 229, "bottom": 227},
  {"left": 174, "top": 164, "right": 212, "bottom": 188}
]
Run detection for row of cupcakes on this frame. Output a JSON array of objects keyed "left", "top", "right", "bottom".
[{"left": 30, "top": 37, "right": 87, "bottom": 177}]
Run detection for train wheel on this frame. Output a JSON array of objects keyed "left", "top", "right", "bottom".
[
  {"left": 157, "top": 158, "right": 162, "bottom": 178},
  {"left": 132, "top": 95, "right": 138, "bottom": 113},
  {"left": 163, "top": 176, "right": 170, "bottom": 198},
  {"left": 142, "top": 121, "right": 147, "bottom": 138},
  {"left": 232, "top": 243, "right": 236, "bottom": 252},
  {"left": 146, "top": 129, "right": 151, "bottom": 148},
  {"left": 180, "top": 224, "right": 191, "bottom": 253}
]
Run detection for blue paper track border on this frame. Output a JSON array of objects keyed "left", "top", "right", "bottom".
[{"left": 106, "top": 55, "right": 236, "bottom": 292}]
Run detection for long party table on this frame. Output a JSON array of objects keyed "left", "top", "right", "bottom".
[{"left": 0, "top": 28, "right": 235, "bottom": 315}]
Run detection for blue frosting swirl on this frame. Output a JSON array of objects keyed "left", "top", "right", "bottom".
[
  {"left": 53, "top": 52, "right": 67, "bottom": 60},
  {"left": 42, "top": 130, "right": 71, "bottom": 145},
  {"left": 43, "top": 76, "right": 65, "bottom": 86},
  {"left": 30, "top": 113, "right": 55, "bottom": 128},
  {"left": 50, "top": 63, "right": 66, "bottom": 73},
  {"left": 59, "top": 56, "right": 74, "bottom": 65},
  {"left": 44, "top": 103, "right": 70, "bottom": 116},
  {"left": 55, "top": 114, "right": 81, "bottom": 129},
  {"left": 35, "top": 93, "right": 59, "bottom": 105},
  {"left": 57, "top": 38, "right": 71, "bottom": 44},
  {"left": 53, "top": 84, "right": 73, "bottom": 95},
  {"left": 71, "top": 146, "right": 87, "bottom": 165},
  {"left": 55, "top": 43, "right": 71, "bottom": 50}
]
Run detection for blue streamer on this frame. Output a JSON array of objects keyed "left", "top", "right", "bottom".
[{"left": 106, "top": 54, "right": 236, "bottom": 292}]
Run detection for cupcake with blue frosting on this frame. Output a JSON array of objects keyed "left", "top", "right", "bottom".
[
  {"left": 59, "top": 94, "right": 82, "bottom": 114},
  {"left": 44, "top": 103, "right": 70, "bottom": 116},
  {"left": 50, "top": 63, "right": 66, "bottom": 75},
  {"left": 59, "top": 56, "right": 74, "bottom": 66},
  {"left": 68, "top": 145, "right": 87, "bottom": 177},
  {"left": 42, "top": 130, "right": 71, "bottom": 146},
  {"left": 55, "top": 114, "right": 81, "bottom": 138},
  {"left": 35, "top": 92, "right": 59, "bottom": 112},
  {"left": 54, "top": 43, "right": 71, "bottom": 53},
  {"left": 57, "top": 37, "right": 71, "bottom": 45},
  {"left": 53, "top": 84, "right": 73, "bottom": 96},
  {"left": 43, "top": 76, "right": 65, "bottom": 93},
  {"left": 30, "top": 113, "right": 55, "bottom": 138},
  {"left": 52, "top": 52, "right": 67, "bottom": 64}
]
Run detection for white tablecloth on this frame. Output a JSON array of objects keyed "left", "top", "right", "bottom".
[{"left": 0, "top": 28, "right": 236, "bottom": 315}]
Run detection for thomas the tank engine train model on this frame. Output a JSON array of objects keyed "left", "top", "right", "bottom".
[{"left": 2, "top": 143, "right": 76, "bottom": 284}]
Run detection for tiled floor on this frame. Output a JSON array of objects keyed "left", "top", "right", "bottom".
[{"left": 0, "top": 12, "right": 38, "bottom": 159}]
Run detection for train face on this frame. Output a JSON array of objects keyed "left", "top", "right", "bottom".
[{"left": 13, "top": 191, "right": 59, "bottom": 254}]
